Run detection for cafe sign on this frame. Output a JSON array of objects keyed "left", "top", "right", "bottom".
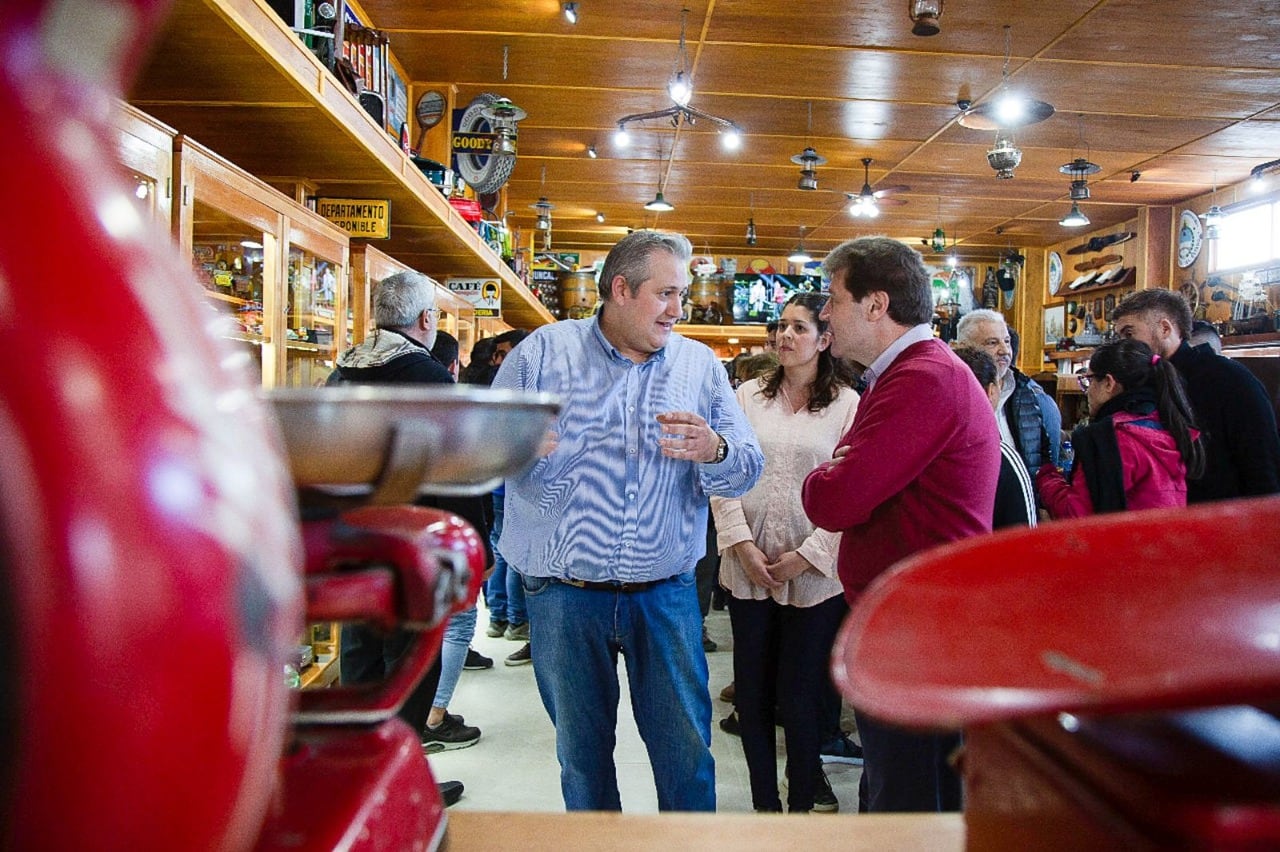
[
  {"left": 446, "top": 276, "right": 502, "bottom": 318},
  {"left": 315, "top": 198, "right": 391, "bottom": 240}
]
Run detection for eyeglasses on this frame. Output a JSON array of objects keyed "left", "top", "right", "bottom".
[{"left": 1076, "top": 372, "right": 1096, "bottom": 391}]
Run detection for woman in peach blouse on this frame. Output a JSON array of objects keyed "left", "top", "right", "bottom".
[{"left": 711, "top": 292, "right": 859, "bottom": 813}]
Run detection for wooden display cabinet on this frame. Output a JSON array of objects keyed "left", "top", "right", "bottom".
[
  {"left": 173, "top": 135, "right": 350, "bottom": 388},
  {"left": 112, "top": 102, "right": 175, "bottom": 227}
]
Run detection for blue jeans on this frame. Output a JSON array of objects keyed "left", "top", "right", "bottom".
[
  {"left": 433, "top": 605, "right": 477, "bottom": 710},
  {"left": 485, "top": 495, "right": 527, "bottom": 625},
  {"left": 520, "top": 572, "right": 714, "bottom": 812}
]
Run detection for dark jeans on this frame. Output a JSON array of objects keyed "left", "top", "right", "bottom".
[
  {"left": 340, "top": 624, "right": 442, "bottom": 736},
  {"left": 728, "top": 593, "right": 848, "bottom": 812},
  {"left": 694, "top": 512, "right": 718, "bottom": 618},
  {"left": 855, "top": 709, "right": 962, "bottom": 813}
]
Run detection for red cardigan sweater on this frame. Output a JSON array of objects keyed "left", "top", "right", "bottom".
[{"left": 802, "top": 339, "right": 1000, "bottom": 602}]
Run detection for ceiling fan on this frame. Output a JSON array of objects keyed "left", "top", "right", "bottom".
[{"left": 845, "top": 157, "right": 910, "bottom": 218}]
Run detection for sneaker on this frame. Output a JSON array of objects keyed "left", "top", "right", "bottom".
[
  {"left": 718, "top": 710, "right": 740, "bottom": 737},
  {"left": 504, "top": 642, "right": 532, "bottom": 666},
  {"left": 702, "top": 625, "right": 718, "bottom": 653},
  {"left": 504, "top": 622, "right": 530, "bottom": 641},
  {"left": 719, "top": 681, "right": 735, "bottom": 703},
  {"left": 422, "top": 713, "right": 481, "bottom": 753},
  {"left": 819, "top": 732, "right": 865, "bottom": 766},
  {"left": 485, "top": 619, "right": 509, "bottom": 639},
  {"left": 438, "top": 780, "right": 464, "bottom": 808},
  {"left": 464, "top": 648, "right": 493, "bottom": 670},
  {"left": 812, "top": 769, "right": 839, "bottom": 813}
]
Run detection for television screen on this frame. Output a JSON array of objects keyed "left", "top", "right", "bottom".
[{"left": 732, "top": 272, "right": 826, "bottom": 323}]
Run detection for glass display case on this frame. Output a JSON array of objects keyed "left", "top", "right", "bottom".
[
  {"left": 112, "top": 102, "right": 175, "bottom": 227},
  {"left": 173, "top": 135, "right": 349, "bottom": 387}
]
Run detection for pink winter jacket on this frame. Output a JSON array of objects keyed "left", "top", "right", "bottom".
[{"left": 1036, "top": 410, "right": 1189, "bottom": 518}]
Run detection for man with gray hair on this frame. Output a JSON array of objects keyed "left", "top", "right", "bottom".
[
  {"left": 328, "top": 270, "right": 452, "bottom": 384},
  {"left": 328, "top": 270, "right": 472, "bottom": 807},
  {"left": 956, "top": 308, "right": 1060, "bottom": 471},
  {"left": 493, "top": 229, "right": 764, "bottom": 812}
]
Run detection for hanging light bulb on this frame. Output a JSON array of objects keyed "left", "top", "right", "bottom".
[
  {"left": 1059, "top": 202, "right": 1090, "bottom": 228},
  {"left": 1201, "top": 172, "right": 1226, "bottom": 240},
  {"left": 614, "top": 125, "right": 630, "bottom": 147},
  {"left": 595, "top": 212, "right": 606, "bottom": 223},
  {"left": 745, "top": 217, "right": 757, "bottom": 246},
  {"left": 721, "top": 126, "right": 742, "bottom": 151},
  {"left": 644, "top": 137, "right": 675, "bottom": 212},
  {"left": 788, "top": 227, "right": 812, "bottom": 264},
  {"left": 958, "top": 26, "right": 1054, "bottom": 130},
  {"left": 667, "top": 9, "right": 693, "bottom": 106},
  {"left": 562, "top": 2, "right": 578, "bottom": 24},
  {"left": 587, "top": 143, "right": 598, "bottom": 158}
]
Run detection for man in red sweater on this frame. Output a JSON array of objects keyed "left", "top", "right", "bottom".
[{"left": 803, "top": 236, "right": 1000, "bottom": 813}]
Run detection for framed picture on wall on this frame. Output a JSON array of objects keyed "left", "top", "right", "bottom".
[{"left": 1044, "top": 305, "right": 1065, "bottom": 346}]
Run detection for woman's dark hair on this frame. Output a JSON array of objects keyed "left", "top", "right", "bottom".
[
  {"left": 953, "top": 345, "right": 998, "bottom": 390},
  {"left": 1090, "top": 338, "right": 1205, "bottom": 478},
  {"left": 756, "top": 291, "right": 853, "bottom": 411}
]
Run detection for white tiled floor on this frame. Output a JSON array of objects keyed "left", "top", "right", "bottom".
[{"left": 429, "top": 600, "right": 863, "bottom": 813}]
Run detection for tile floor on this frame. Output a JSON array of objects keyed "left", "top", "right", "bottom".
[{"left": 429, "top": 599, "right": 863, "bottom": 813}]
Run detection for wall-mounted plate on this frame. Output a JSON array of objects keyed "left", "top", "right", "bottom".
[
  {"left": 1048, "top": 251, "right": 1063, "bottom": 295},
  {"left": 1177, "top": 209, "right": 1203, "bottom": 268}
]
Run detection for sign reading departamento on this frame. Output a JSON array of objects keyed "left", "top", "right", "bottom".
[
  {"left": 446, "top": 277, "right": 502, "bottom": 318},
  {"left": 315, "top": 198, "right": 391, "bottom": 240}
]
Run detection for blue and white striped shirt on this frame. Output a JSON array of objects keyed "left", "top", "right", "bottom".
[{"left": 492, "top": 316, "right": 763, "bottom": 582}]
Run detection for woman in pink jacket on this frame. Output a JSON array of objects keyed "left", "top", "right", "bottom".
[{"left": 1037, "top": 338, "right": 1203, "bottom": 517}]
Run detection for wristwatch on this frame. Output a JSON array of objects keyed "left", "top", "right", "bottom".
[{"left": 706, "top": 433, "right": 728, "bottom": 464}]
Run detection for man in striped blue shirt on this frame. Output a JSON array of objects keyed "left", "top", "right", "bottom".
[{"left": 493, "top": 230, "right": 764, "bottom": 812}]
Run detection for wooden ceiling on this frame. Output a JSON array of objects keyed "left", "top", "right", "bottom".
[{"left": 356, "top": 0, "right": 1280, "bottom": 263}]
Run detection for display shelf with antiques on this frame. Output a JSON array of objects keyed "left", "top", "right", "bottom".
[
  {"left": 113, "top": 102, "right": 176, "bottom": 228},
  {"left": 173, "top": 134, "right": 351, "bottom": 388},
  {"left": 129, "top": 0, "right": 552, "bottom": 331}
]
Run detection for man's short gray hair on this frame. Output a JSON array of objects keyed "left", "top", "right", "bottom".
[
  {"left": 374, "top": 271, "right": 437, "bottom": 329},
  {"left": 597, "top": 230, "right": 692, "bottom": 301},
  {"left": 956, "top": 309, "right": 1008, "bottom": 343}
]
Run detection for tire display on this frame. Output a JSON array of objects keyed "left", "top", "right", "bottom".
[{"left": 454, "top": 93, "right": 517, "bottom": 194}]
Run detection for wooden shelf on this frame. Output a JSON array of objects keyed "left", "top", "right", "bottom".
[
  {"left": 298, "top": 654, "right": 339, "bottom": 690},
  {"left": 129, "top": 0, "right": 552, "bottom": 330}
]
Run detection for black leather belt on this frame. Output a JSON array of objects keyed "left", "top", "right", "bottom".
[{"left": 558, "top": 576, "right": 666, "bottom": 593}]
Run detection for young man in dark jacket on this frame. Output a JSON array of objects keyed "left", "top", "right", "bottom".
[{"left": 1112, "top": 289, "right": 1280, "bottom": 502}]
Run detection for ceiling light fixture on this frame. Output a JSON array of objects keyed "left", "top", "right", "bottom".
[
  {"left": 928, "top": 197, "right": 946, "bottom": 253},
  {"left": 1249, "top": 157, "right": 1280, "bottom": 192},
  {"left": 790, "top": 102, "right": 826, "bottom": 190},
  {"left": 587, "top": 143, "right": 597, "bottom": 158},
  {"left": 596, "top": 212, "right": 605, "bottom": 223},
  {"left": 1060, "top": 115, "right": 1101, "bottom": 201},
  {"left": 1201, "top": 172, "right": 1226, "bottom": 240},
  {"left": 788, "top": 226, "right": 812, "bottom": 265},
  {"left": 531, "top": 164, "right": 554, "bottom": 230},
  {"left": 643, "top": 137, "right": 675, "bottom": 212},
  {"left": 615, "top": 8, "right": 743, "bottom": 152},
  {"left": 847, "top": 157, "right": 909, "bottom": 215},
  {"left": 745, "top": 191, "right": 758, "bottom": 246},
  {"left": 987, "top": 128, "right": 1022, "bottom": 180},
  {"left": 958, "top": 26, "right": 1055, "bottom": 130},
  {"left": 908, "top": 0, "right": 943, "bottom": 36},
  {"left": 480, "top": 48, "right": 528, "bottom": 157},
  {"left": 1059, "top": 201, "right": 1090, "bottom": 228},
  {"left": 563, "top": 2, "right": 578, "bottom": 24}
]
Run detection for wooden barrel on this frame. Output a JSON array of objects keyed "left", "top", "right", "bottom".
[
  {"left": 688, "top": 274, "right": 732, "bottom": 325},
  {"left": 559, "top": 270, "right": 598, "bottom": 319}
]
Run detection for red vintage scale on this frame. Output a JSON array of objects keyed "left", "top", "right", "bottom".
[
  {"left": 0, "top": 2, "right": 556, "bottom": 850},
  {"left": 833, "top": 498, "right": 1280, "bottom": 850}
]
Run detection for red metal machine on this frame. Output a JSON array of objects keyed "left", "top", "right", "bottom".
[
  {"left": 834, "top": 498, "right": 1280, "bottom": 849},
  {"left": 0, "top": 2, "right": 531, "bottom": 849}
]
